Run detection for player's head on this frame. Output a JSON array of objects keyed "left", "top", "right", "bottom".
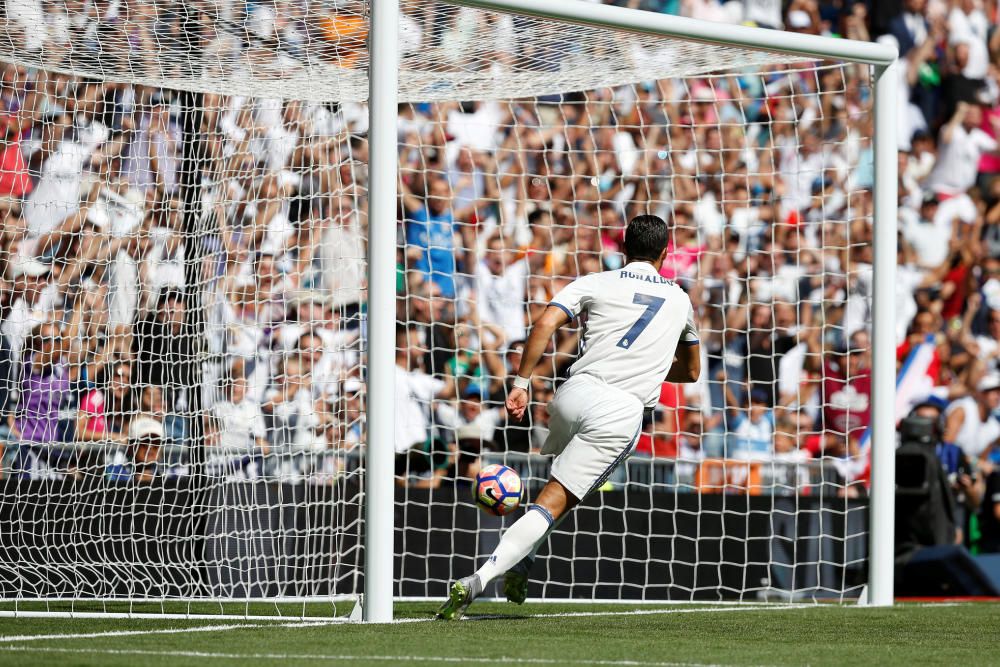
[{"left": 623, "top": 215, "right": 670, "bottom": 265}]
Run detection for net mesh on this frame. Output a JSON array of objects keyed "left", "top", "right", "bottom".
[
  {"left": 395, "top": 64, "right": 874, "bottom": 601},
  {"left": 0, "top": 86, "right": 367, "bottom": 610},
  {"left": 0, "top": 0, "right": 803, "bottom": 101},
  {"left": 0, "top": 0, "right": 876, "bottom": 612}
]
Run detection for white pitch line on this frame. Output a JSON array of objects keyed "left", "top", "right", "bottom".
[
  {"left": 0, "top": 619, "right": 343, "bottom": 643},
  {"left": 0, "top": 602, "right": 829, "bottom": 645},
  {"left": 0, "top": 645, "right": 750, "bottom": 666},
  {"left": 461, "top": 604, "right": 800, "bottom": 621}
]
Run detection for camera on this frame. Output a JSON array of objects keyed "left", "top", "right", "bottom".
[{"left": 899, "top": 414, "right": 936, "bottom": 447}]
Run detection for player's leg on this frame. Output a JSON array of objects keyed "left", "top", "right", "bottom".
[
  {"left": 436, "top": 477, "right": 579, "bottom": 620},
  {"left": 436, "top": 379, "right": 582, "bottom": 620},
  {"left": 494, "top": 425, "right": 638, "bottom": 607},
  {"left": 503, "top": 499, "right": 572, "bottom": 604},
  {"left": 470, "top": 477, "right": 579, "bottom": 584},
  {"left": 437, "top": 377, "right": 641, "bottom": 619},
  {"left": 502, "top": 382, "right": 644, "bottom": 604},
  {"left": 501, "top": 453, "right": 622, "bottom": 604}
]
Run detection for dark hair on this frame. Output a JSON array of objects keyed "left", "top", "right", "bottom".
[
  {"left": 297, "top": 330, "right": 324, "bottom": 351},
  {"left": 527, "top": 209, "right": 551, "bottom": 226},
  {"left": 25, "top": 322, "right": 58, "bottom": 364},
  {"left": 96, "top": 362, "right": 119, "bottom": 389},
  {"left": 253, "top": 252, "right": 277, "bottom": 269},
  {"left": 623, "top": 215, "right": 669, "bottom": 262},
  {"left": 157, "top": 287, "right": 184, "bottom": 308},
  {"left": 395, "top": 323, "right": 416, "bottom": 347}
]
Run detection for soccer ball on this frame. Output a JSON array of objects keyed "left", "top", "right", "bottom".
[{"left": 474, "top": 464, "right": 523, "bottom": 516}]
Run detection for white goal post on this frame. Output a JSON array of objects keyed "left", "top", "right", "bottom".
[{"left": 363, "top": 0, "right": 897, "bottom": 621}]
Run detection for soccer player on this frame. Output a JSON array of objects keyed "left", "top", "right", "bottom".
[{"left": 437, "top": 214, "right": 701, "bottom": 620}]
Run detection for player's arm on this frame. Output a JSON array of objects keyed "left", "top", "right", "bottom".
[
  {"left": 505, "top": 305, "right": 571, "bottom": 420},
  {"left": 665, "top": 303, "right": 701, "bottom": 383},
  {"left": 665, "top": 342, "right": 700, "bottom": 383}
]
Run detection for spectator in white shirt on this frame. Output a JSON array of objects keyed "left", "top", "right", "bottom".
[
  {"left": 123, "top": 92, "right": 182, "bottom": 194},
  {"left": 289, "top": 329, "right": 338, "bottom": 402},
  {"left": 262, "top": 354, "right": 334, "bottom": 471},
  {"left": 928, "top": 102, "right": 1000, "bottom": 199},
  {"left": 276, "top": 291, "right": 360, "bottom": 394},
  {"left": 208, "top": 359, "right": 269, "bottom": 479},
  {"left": 772, "top": 417, "right": 812, "bottom": 491},
  {"left": 948, "top": 0, "right": 990, "bottom": 82},
  {"left": 969, "top": 305, "right": 1000, "bottom": 373},
  {"left": 394, "top": 325, "right": 456, "bottom": 485},
  {"left": 23, "top": 112, "right": 93, "bottom": 238},
  {"left": 315, "top": 198, "right": 365, "bottom": 311},
  {"left": 1, "top": 256, "right": 58, "bottom": 365},
  {"left": 450, "top": 382, "right": 503, "bottom": 445},
  {"left": 676, "top": 409, "right": 707, "bottom": 480},
  {"left": 475, "top": 233, "right": 530, "bottom": 343},
  {"left": 902, "top": 192, "right": 951, "bottom": 270},
  {"left": 341, "top": 377, "right": 365, "bottom": 448},
  {"left": 743, "top": 0, "right": 782, "bottom": 29},
  {"left": 943, "top": 373, "right": 1000, "bottom": 462}
]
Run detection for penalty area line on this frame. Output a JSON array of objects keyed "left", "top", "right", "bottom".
[{"left": 0, "top": 645, "right": 753, "bottom": 666}]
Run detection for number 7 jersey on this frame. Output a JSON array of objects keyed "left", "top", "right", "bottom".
[{"left": 549, "top": 261, "right": 700, "bottom": 408}]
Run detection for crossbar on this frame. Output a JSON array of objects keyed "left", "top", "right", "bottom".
[{"left": 447, "top": 0, "right": 897, "bottom": 65}]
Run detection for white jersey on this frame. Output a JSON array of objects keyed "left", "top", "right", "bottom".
[{"left": 550, "top": 261, "right": 699, "bottom": 408}]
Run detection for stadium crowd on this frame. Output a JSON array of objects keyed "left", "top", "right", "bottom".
[{"left": 0, "top": 0, "right": 999, "bottom": 551}]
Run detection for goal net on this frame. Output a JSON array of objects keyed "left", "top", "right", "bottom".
[
  {"left": 394, "top": 61, "right": 877, "bottom": 602},
  {"left": 0, "top": 0, "right": 886, "bottom": 614}
]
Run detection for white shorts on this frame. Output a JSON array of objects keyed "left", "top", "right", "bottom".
[{"left": 543, "top": 374, "right": 645, "bottom": 501}]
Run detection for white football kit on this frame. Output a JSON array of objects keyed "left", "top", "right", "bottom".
[{"left": 542, "top": 261, "right": 699, "bottom": 499}]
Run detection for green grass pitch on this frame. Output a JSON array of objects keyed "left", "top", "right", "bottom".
[{"left": 0, "top": 601, "right": 996, "bottom": 666}]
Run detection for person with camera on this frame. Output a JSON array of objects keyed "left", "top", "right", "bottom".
[
  {"left": 941, "top": 374, "right": 1000, "bottom": 540},
  {"left": 896, "top": 403, "right": 1000, "bottom": 595},
  {"left": 913, "top": 398, "right": 984, "bottom": 545},
  {"left": 897, "top": 407, "right": 961, "bottom": 553}
]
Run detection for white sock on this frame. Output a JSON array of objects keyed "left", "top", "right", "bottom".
[
  {"left": 526, "top": 512, "right": 568, "bottom": 562},
  {"left": 474, "top": 506, "right": 554, "bottom": 587}
]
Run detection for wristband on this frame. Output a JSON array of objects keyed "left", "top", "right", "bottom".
[{"left": 513, "top": 376, "right": 531, "bottom": 391}]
